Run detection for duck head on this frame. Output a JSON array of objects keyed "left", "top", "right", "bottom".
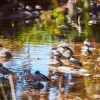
[
  {"left": 35, "top": 71, "right": 40, "bottom": 74},
  {"left": 0, "top": 63, "right": 3, "bottom": 67}
]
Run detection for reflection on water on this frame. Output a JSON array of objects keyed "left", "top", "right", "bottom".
[{"left": 0, "top": 19, "right": 100, "bottom": 100}]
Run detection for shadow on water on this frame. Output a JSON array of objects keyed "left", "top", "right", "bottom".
[{"left": 0, "top": 17, "right": 100, "bottom": 100}]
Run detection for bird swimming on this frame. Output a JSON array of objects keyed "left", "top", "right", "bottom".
[
  {"left": 33, "top": 71, "right": 50, "bottom": 82},
  {"left": 25, "top": 71, "right": 50, "bottom": 83}
]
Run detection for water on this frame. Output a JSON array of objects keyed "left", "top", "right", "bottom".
[{"left": 0, "top": 19, "right": 100, "bottom": 100}]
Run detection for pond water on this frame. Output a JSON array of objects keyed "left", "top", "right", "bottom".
[{"left": 0, "top": 19, "right": 100, "bottom": 100}]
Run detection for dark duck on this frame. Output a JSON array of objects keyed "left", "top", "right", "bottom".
[
  {"left": 25, "top": 71, "right": 50, "bottom": 83},
  {"left": 69, "top": 56, "right": 83, "bottom": 68}
]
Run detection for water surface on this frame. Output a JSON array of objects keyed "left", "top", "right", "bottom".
[{"left": 0, "top": 19, "right": 100, "bottom": 100}]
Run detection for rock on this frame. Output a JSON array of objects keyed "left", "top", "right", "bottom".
[
  {"left": 93, "top": 94, "right": 100, "bottom": 99},
  {"left": 35, "top": 5, "right": 42, "bottom": 10},
  {"left": 74, "top": 96, "right": 83, "bottom": 100},
  {"left": 84, "top": 98, "right": 89, "bottom": 100},
  {"left": 93, "top": 74, "right": 100, "bottom": 78}
]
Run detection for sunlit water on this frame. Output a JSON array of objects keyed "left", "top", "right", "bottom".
[{"left": 0, "top": 21, "right": 100, "bottom": 100}]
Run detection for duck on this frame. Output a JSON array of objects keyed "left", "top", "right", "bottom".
[
  {"left": 0, "top": 44, "right": 12, "bottom": 58},
  {"left": 81, "top": 39, "right": 96, "bottom": 55},
  {"left": 25, "top": 71, "right": 50, "bottom": 83},
  {"left": 69, "top": 56, "right": 83, "bottom": 68},
  {"left": 0, "top": 63, "right": 15, "bottom": 78},
  {"left": 84, "top": 39, "right": 94, "bottom": 48},
  {"left": 33, "top": 71, "right": 50, "bottom": 82},
  {"left": 85, "top": 48, "right": 93, "bottom": 55}
]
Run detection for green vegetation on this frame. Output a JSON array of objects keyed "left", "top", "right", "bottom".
[{"left": 17, "top": 0, "right": 100, "bottom": 42}]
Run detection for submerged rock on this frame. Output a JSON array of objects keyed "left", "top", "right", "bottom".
[
  {"left": 74, "top": 96, "right": 83, "bottom": 100},
  {"left": 93, "top": 74, "right": 100, "bottom": 78}
]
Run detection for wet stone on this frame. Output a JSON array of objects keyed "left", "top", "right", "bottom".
[{"left": 93, "top": 94, "right": 100, "bottom": 99}]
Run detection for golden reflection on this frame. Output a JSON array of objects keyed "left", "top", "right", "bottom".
[{"left": 0, "top": 39, "right": 22, "bottom": 62}]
